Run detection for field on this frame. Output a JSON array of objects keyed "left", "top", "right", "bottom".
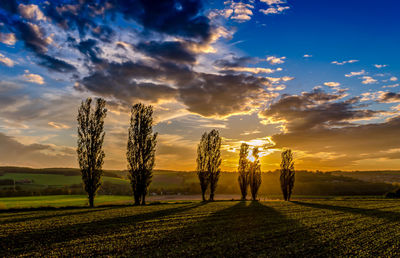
[
  {"left": 1, "top": 199, "right": 400, "bottom": 256},
  {"left": 0, "top": 195, "right": 133, "bottom": 209}
]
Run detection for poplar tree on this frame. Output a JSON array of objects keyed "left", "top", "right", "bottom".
[
  {"left": 238, "top": 143, "right": 250, "bottom": 200},
  {"left": 127, "top": 103, "right": 157, "bottom": 205},
  {"left": 77, "top": 98, "right": 107, "bottom": 207},
  {"left": 280, "top": 149, "right": 295, "bottom": 201},
  {"left": 196, "top": 129, "right": 222, "bottom": 201},
  {"left": 249, "top": 147, "right": 262, "bottom": 201},
  {"left": 197, "top": 132, "right": 209, "bottom": 202},
  {"left": 208, "top": 129, "right": 222, "bottom": 201}
]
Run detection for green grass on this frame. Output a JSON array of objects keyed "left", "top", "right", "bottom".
[
  {"left": 0, "top": 173, "right": 128, "bottom": 188},
  {"left": 0, "top": 195, "right": 133, "bottom": 209},
  {"left": 1, "top": 199, "right": 400, "bottom": 256}
]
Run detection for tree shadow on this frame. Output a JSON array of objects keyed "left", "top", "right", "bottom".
[
  {"left": 1, "top": 207, "right": 112, "bottom": 224},
  {"left": 293, "top": 201, "right": 400, "bottom": 222},
  {"left": 128, "top": 201, "right": 334, "bottom": 257},
  {"left": 0, "top": 202, "right": 206, "bottom": 256}
]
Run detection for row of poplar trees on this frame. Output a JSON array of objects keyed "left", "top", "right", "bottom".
[
  {"left": 237, "top": 144, "right": 295, "bottom": 201},
  {"left": 77, "top": 98, "right": 157, "bottom": 207},
  {"left": 195, "top": 131, "right": 296, "bottom": 202},
  {"left": 77, "top": 98, "right": 295, "bottom": 207}
]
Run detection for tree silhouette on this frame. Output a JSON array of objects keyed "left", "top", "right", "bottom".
[
  {"left": 77, "top": 98, "right": 107, "bottom": 207},
  {"left": 127, "top": 103, "right": 157, "bottom": 205},
  {"left": 196, "top": 129, "right": 222, "bottom": 201},
  {"left": 280, "top": 149, "right": 295, "bottom": 201},
  {"left": 238, "top": 143, "right": 250, "bottom": 200},
  {"left": 249, "top": 147, "right": 262, "bottom": 201},
  {"left": 196, "top": 132, "right": 209, "bottom": 202}
]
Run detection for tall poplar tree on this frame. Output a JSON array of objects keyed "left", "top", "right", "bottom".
[
  {"left": 127, "top": 103, "right": 157, "bottom": 205},
  {"left": 77, "top": 98, "right": 107, "bottom": 207}
]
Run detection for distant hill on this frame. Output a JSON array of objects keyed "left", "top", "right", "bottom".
[
  {"left": 0, "top": 167, "right": 398, "bottom": 197},
  {"left": 332, "top": 171, "right": 400, "bottom": 185}
]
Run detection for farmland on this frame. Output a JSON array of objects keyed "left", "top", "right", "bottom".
[
  {"left": 0, "top": 166, "right": 397, "bottom": 197},
  {"left": 1, "top": 199, "right": 400, "bottom": 256}
]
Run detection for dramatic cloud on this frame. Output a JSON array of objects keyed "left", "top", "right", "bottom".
[
  {"left": 260, "top": 88, "right": 378, "bottom": 132},
  {"left": 260, "top": 88, "right": 398, "bottom": 169},
  {"left": 345, "top": 70, "right": 365, "bottom": 77},
  {"left": 0, "top": 53, "right": 14, "bottom": 67},
  {"left": 77, "top": 60, "right": 276, "bottom": 118},
  {"left": 331, "top": 60, "right": 358, "bottom": 65}
]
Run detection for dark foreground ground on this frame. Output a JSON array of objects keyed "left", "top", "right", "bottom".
[{"left": 1, "top": 199, "right": 400, "bottom": 257}]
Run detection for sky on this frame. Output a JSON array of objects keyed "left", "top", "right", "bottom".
[{"left": 0, "top": 0, "right": 399, "bottom": 171}]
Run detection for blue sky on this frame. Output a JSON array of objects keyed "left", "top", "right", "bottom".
[{"left": 0, "top": 0, "right": 399, "bottom": 171}]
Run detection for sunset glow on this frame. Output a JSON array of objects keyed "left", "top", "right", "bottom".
[{"left": 0, "top": 0, "right": 399, "bottom": 171}]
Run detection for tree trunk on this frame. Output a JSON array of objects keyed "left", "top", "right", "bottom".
[
  {"left": 209, "top": 192, "right": 214, "bottom": 201},
  {"left": 201, "top": 189, "right": 206, "bottom": 202},
  {"left": 88, "top": 193, "right": 94, "bottom": 208},
  {"left": 141, "top": 194, "right": 146, "bottom": 205},
  {"left": 134, "top": 194, "right": 141, "bottom": 206}
]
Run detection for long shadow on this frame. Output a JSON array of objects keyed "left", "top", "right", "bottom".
[
  {"left": 1, "top": 207, "right": 112, "bottom": 224},
  {"left": 293, "top": 201, "right": 400, "bottom": 222},
  {"left": 0, "top": 202, "right": 206, "bottom": 256},
  {"left": 126, "top": 201, "right": 334, "bottom": 257}
]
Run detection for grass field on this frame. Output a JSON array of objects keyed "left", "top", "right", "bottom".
[
  {"left": 0, "top": 195, "right": 133, "bottom": 209},
  {"left": 0, "top": 173, "right": 128, "bottom": 188},
  {"left": 1, "top": 199, "right": 400, "bottom": 256}
]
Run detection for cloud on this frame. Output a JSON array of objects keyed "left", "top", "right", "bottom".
[
  {"left": 260, "top": 0, "right": 285, "bottom": 4},
  {"left": 48, "top": 121, "right": 70, "bottom": 129},
  {"left": 324, "top": 82, "right": 340, "bottom": 87},
  {"left": 363, "top": 91, "right": 400, "bottom": 103},
  {"left": 331, "top": 60, "right": 358, "bottom": 65},
  {"left": 383, "top": 83, "right": 399, "bottom": 89},
  {"left": 220, "top": 66, "right": 282, "bottom": 74},
  {"left": 361, "top": 76, "right": 377, "bottom": 84},
  {"left": 345, "top": 70, "right": 365, "bottom": 77},
  {"left": 303, "top": 54, "right": 312, "bottom": 58},
  {"left": 0, "top": 33, "right": 16, "bottom": 45},
  {"left": 374, "top": 64, "right": 387, "bottom": 69},
  {"left": 0, "top": 53, "right": 14, "bottom": 67},
  {"left": 259, "top": 88, "right": 399, "bottom": 169},
  {"left": 76, "top": 59, "right": 278, "bottom": 118},
  {"left": 215, "top": 1, "right": 254, "bottom": 22},
  {"left": 260, "top": 6, "right": 290, "bottom": 15},
  {"left": 18, "top": 4, "right": 46, "bottom": 21},
  {"left": 23, "top": 71, "right": 45, "bottom": 85},
  {"left": 260, "top": 88, "right": 378, "bottom": 132},
  {"left": 390, "top": 76, "right": 398, "bottom": 82},
  {"left": 266, "top": 56, "right": 286, "bottom": 65},
  {"left": 0, "top": 132, "right": 75, "bottom": 168},
  {"left": 266, "top": 76, "right": 294, "bottom": 84},
  {"left": 136, "top": 41, "right": 196, "bottom": 64}
]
